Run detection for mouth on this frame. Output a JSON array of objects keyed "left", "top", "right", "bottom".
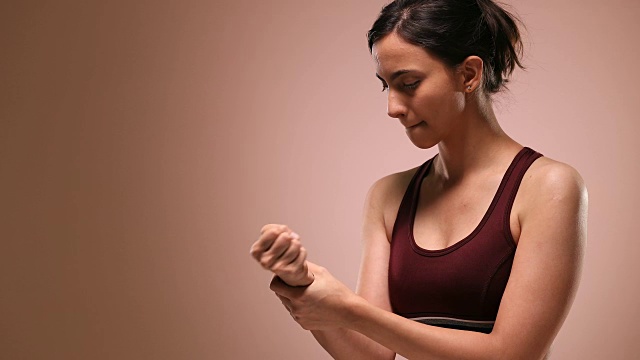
[{"left": 405, "top": 121, "right": 424, "bottom": 129}]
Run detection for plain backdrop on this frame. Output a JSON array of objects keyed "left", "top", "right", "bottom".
[{"left": 1, "top": 0, "right": 639, "bottom": 359}]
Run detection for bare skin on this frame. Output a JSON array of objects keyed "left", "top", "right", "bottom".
[{"left": 250, "top": 31, "right": 587, "bottom": 360}]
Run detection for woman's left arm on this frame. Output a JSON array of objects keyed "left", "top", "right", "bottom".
[{"left": 272, "top": 163, "right": 588, "bottom": 360}]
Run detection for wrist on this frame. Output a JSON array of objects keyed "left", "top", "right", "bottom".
[
  {"left": 290, "top": 274, "right": 314, "bottom": 287},
  {"left": 280, "top": 269, "right": 314, "bottom": 287}
]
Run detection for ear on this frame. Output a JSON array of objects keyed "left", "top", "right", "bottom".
[{"left": 457, "top": 56, "right": 483, "bottom": 93}]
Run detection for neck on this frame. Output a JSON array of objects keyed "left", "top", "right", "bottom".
[{"left": 434, "top": 103, "right": 520, "bottom": 185}]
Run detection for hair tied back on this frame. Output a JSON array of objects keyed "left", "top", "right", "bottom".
[{"left": 367, "top": 0, "right": 526, "bottom": 94}]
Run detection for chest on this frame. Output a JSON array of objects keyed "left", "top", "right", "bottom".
[
  {"left": 386, "top": 172, "right": 524, "bottom": 321},
  {"left": 418, "top": 174, "right": 523, "bottom": 250},
  {"left": 384, "top": 172, "right": 527, "bottom": 249}
]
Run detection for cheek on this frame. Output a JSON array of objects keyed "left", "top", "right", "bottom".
[
  {"left": 417, "top": 88, "right": 465, "bottom": 120},
  {"left": 453, "top": 91, "right": 466, "bottom": 113}
]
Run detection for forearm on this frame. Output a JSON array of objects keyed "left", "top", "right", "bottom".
[
  {"left": 311, "top": 327, "right": 395, "bottom": 360},
  {"left": 345, "top": 296, "right": 501, "bottom": 360}
]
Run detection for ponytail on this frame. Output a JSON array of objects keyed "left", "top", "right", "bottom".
[{"left": 475, "top": 0, "right": 525, "bottom": 93}]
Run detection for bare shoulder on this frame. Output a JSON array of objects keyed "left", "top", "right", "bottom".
[
  {"left": 365, "top": 165, "right": 422, "bottom": 241},
  {"left": 523, "top": 156, "right": 587, "bottom": 200},
  {"left": 367, "top": 166, "right": 419, "bottom": 202},
  {"left": 519, "top": 155, "right": 588, "bottom": 224}
]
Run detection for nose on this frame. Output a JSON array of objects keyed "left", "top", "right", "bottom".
[{"left": 387, "top": 91, "right": 406, "bottom": 119}]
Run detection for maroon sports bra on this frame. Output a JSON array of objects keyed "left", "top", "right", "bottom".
[{"left": 388, "top": 146, "right": 543, "bottom": 333}]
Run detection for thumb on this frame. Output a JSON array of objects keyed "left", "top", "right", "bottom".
[{"left": 269, "top": 275, "right": 305, "bottom": 298}]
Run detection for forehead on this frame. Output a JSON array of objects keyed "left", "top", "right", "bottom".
[{"left": 372, "top": 32, "right": 440, "bottom": 76}]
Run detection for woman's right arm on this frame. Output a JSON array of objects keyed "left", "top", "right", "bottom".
[{"left": 309, "top": 176, "right": 398, "bottom": 360}]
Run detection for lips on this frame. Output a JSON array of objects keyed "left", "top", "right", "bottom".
[{"left": 405, "top": 121, "right": 424, "bottom": 129}]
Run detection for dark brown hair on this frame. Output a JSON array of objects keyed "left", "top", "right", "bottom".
[{"left": 367, "top": 0, "right": 525, "bottom": 94}]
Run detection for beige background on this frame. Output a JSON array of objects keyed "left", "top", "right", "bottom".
[{"left": 1, "top": 0, "right": 638, "bottom": 359}]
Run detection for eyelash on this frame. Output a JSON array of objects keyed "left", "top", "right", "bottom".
[{"left": 381, "top": 81, "right": 420, "bottom": 92}]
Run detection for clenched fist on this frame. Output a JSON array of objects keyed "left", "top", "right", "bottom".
[{"left": 250, "top": 224, "right": 314, "bottom": 287}]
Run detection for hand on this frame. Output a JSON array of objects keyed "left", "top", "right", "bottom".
[
  {"left": 270, "top": 262, "right": 361, "bottom": 331},
  {"left": 250, "top": 224, "right": 314, "bottom": 287}
]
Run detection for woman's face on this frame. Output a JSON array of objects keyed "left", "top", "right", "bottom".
[{"left": 372, "top": 32, "right": 467, "bottom": 149}]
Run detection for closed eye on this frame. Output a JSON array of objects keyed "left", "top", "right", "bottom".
[
  {"left": 404, "top": 81, "right": 420, "bottom": 90},
  {"left": 380, "top": 81, "right": 420, "bottom": 92}
]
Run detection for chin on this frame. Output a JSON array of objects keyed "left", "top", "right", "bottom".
[
  {"left": 412, "top": 142, "right": 437, "bottom": 150},
  {"left": 405, "top": 123, "right": 439, "bottom": 150},
  {"left": 407, "top": 136, "right": 438, "bottom": 150}
]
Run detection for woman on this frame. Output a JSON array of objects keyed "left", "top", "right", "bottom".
[{"left": 250, "top": 0, "right": 588, "bottom": 359}]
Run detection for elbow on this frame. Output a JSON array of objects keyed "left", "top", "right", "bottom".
[
  {"left": 489, "top": 333, "right": 550, "bottom": 360},
  {"left": 491, "top": 339, "right": 550, "bottom": 360}
]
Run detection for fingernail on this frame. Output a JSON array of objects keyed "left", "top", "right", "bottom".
[{"left": 290, "top": 232, "right": 299, "bottom": 239}]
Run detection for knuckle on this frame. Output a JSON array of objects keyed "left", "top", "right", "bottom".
[
  {"left": 290, "top": 249, "right": 298, "bottom": 258},
  {"left": 250, "top": 246, "right": 261, "bottom": 256},
  {"left": 259, "top": 257, "right": 270, "bottom": 267},
  {"left": 290, "top": 249, "right": 299, "bottom": 258},
  {"left": 271, "top": 232, "right": 282, "bottom": 243},
  {"left": 271, "top": 263, "right": 283, "bottom": 273},
  {"left": 262, "top": 224, "right": 279, "bottom": 235},
  {"left": 271, "top": 238, "right": 286, "bottom": 251},
  {"left": 266, "top": 228, "right": 279, "bottom": 238},
  {"left": 277, "top": 231, "right": 291, "bottom": 241}
]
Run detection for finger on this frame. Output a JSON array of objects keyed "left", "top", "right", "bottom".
[
  {"left": 260, "top": 232, "right": 292, "bottom": 269},
  {"left": 271, "top": 237, "right": 301, "bottom": 271},
  {"left": 290, "top": 246, "right": 308, "bottom": 270},
  {"left": 280, "top": 246, "right": 308, "bottom": 278},
  {"left": 250, "top": 225, "right": 289, "bottom": 260},
  {"left": 260, "top": 231, "right": 295, "bottom": 269},
  {"left": 260, "top": 224, "right": 290, "bottom": 236},
  {"left": 275, "top": 293, "right": 293, "bottom": 310},
  {"left": 280, "top": 246, "right": 313, "bottom": 286},
  {"left": 254, "top": 226, "right": 284, "bottom": 255}
]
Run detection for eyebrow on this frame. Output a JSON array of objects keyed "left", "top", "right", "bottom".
[{"left": 375, "top": 69, "right": 417, "bottom": 83}]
